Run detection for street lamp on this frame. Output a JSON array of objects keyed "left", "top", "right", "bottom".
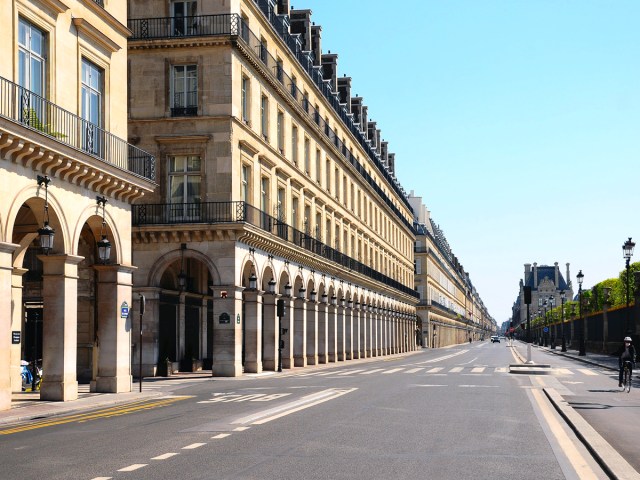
[
  {"left": 549, "top": 295, "right": 555, "bottom": 349},
  {"left": 623, "top": 237, "right": 635, "bottom": 335},
  {"left": 560, "top": 290, "right": 567, "bottom": 352},
  {"left": 577, "top": 270, "right": 585, "bottom": 356},
  {"left": 543, "top": 299, "right": 548, "bottom": 347},
  {"left": 37, "top": 175, "right": 55, "bottom": 254}
]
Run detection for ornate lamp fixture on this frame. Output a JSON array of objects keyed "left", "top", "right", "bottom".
[
  {"left": 96, "top": 196, "right": 111, "bottom": 263},
  {"left": 37, "top": 175, "right": 55, "bottom": 254}
]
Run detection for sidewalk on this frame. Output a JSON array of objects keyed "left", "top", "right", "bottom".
[
  {"left": 0, "top": 371, "right": 213, "bottom": 426},
  {"left": 522, "top": 341, "right": 621, "bottom": 371}
]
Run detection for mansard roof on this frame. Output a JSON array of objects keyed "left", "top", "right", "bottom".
[{"left": 524, "top": 265, "right": 569, "bottom": 291}]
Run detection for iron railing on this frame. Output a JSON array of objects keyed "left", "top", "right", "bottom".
[
  {"left": 128, "top": 13, "right": 414, "bottom": 228},
  {"left": 132, "top": 200, "right": 418, "bottom": 298},
  {"left": 0, "top": 76, "right": 155, "bottom": 181}
]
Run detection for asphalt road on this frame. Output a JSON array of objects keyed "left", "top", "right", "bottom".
[{"left": 0, "top": 342, "right": 608, "bottom": 480}]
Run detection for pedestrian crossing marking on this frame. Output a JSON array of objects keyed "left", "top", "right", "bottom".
[
  {"left": 577, "top": 369, "right": 598, "bottom": 376},
  {"left": 337, "top": 369, "right": 365, "bottom": 375},
  {"left": 405, "top": 368, "right": 422, "bottom": 373},
  {"left": 556, "top": 368, "right": 573, "bottom": 375},
  {"left": 449, "top": 367, "right": 463, "bottom": 373},
  {"left": 359, "top": 368, "right": 385, "bottom": 375},
  {"left": 426, "top": 367, "right": 444, "bottom": 373},
  {"left": 381, "top": 368, "right": 404, "bottom": 374},
  {"left": 470, "top": 367, "right": 485, "bottom": 373}
]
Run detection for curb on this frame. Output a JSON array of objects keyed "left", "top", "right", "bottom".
[{"left": 544, "top": 388, "right": 640, "bottom": 480}]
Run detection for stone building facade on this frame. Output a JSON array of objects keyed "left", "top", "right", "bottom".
[
  {"left": 0, "top": 0, "right": 155, "bottom": 410},
  {"left": 127, "top": 0, "right": 419, "bottom": 376},
  {"left": 409, "top": 192, "right": 495, "bottom": 348}
]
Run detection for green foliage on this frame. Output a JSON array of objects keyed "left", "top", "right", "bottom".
[{"left": 23, "top": 108, "right": 66, "bottom": 139}]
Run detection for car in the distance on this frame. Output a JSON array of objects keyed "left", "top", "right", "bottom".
[{"left": 490, "top": 335, "right": 500, "bottom": 343}]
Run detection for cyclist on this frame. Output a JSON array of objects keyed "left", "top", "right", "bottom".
[{"left": 618, "top": 336, "right": 636, "bottom": 388}]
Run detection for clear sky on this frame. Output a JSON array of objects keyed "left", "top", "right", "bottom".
[{"left": 302, "top": 0, "right": 640, "bottom": 324}]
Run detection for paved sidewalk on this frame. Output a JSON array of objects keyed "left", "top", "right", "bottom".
[{"left": 524, "top": 341, "right": 621, "bottom": 371}]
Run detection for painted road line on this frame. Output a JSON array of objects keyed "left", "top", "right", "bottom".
[
  {"left": 381, "top": 368, "right": 404, "bottom": 374},
  {"left": 118, "top": 464, "right": 147, "bottom": 472},
  {"left": 470, "top": 367, "right": 485, "bottom": 373},
  {"left": 359, "top": 368, "right": 385, "bottom": 375},
  {"left": 212, "top": 433, "right": 231, "bottom": 439},
  {"left": 426, "top": 367, "right": 444, "bottom": 373},
  {"left": 459, "top": 385, "right": 499, "bottom": 388},
  {"left": 555, "top": 368, "right": 573, "bottom": 375},
  {"left": 419, "top": 350, "right": 469, "bottom": 364},
  {"left": 449, "top": 367, "right": 463, "bottom": 373},
  {"left": 338, "top": 369, "right": 365, "bottom": 375},
  {"left": 232, "top": 388, "right": 357, "bottom": 426},
  {"left": 0, "top": 397, "right": 191, "bottom": 435},
  {"left": 532, "top": 389, "right": 600, "bottom": 480},
  {"left": 151, "top": 453, "right": 179, "bottom": 460},
  {"left": 233, "top": 426, "right": 250, "bottom": 431},
  {"left": 405, "top": 368, "right": 423, "bottom": 373},
  {"left": 494, "top": 367, "right": 508, "bottom": 373},
  {"left": 182, "top": 443, "right": 206, "bottom": 450},
  {"left": 577, "top": 369, "right": 598, "bottom": 376},
  {"left": 91, "top": 477, "right": 112, "bottom": 480},
  {"left": 412, "top": 384, "right": 447, "bottom": 387}
]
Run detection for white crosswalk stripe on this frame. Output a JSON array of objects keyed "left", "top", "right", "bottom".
[
  {"left": 470, "top": 367, "right": 485, "bottom": 373},
  {"left": 426, "top": 367, "right": 444, "bottom": 373},
  {"left": 577, "top": 368, "right": 599, "bottom": 376}
]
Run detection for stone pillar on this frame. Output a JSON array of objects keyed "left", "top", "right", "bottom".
[
  {"left": 365, "top": 309, "right": 372, "bottom": 357},
  {"left": 10, "top": 267, "right": 26, "bottom": 393},
  {"left": 243, "top": 290, "right": 263, "bottom": 373},
  {"left": 328, "top": 302, "right": 337, "bottom": 362},
  {"left": 93, "top": 265, "right": 135, "bottom": 393},
  {"left": 211, "top": 286, "right": 244, "bottom": 376},
  {"left": 293, "top": 296, "right": 307, "bottom": 367},
  {"left": 372, "top": 310, "right": 379, "bottom": 356},
  {"left": 281, "top": 296, "right": 294, "bottom": 369},
  {"left": 306, "top": 298, "right": 318, "bottom": 365},
  {"left": 345, "top": 304, "right": 353, "bottom": 360},
  {"left": 262, "top": 294, "right": 277, "bottom": 370},
  {"left": 353, "top": 305, "right": 361, "bottom": 359},
  {"left": 337, "top": 303, "right": 345, "bottom": 361},
  {"left": 317, "top": 297, "right": 328, "bottom": 363},
  {"left": 200, "top": 297, "right": 208, "bottom": 360},
  {"left": 358, "top": 305, "right": 366, "bottom": 358},
  {"left": 39, "top": 254, "right": 83, "bottom": 401},
  {"left": 0, "top": 243, "right": 19, "bottom": 411}
]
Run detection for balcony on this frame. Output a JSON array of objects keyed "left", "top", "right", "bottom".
[
  {"left": 0, "top": 76, "right": 155, "bottom": 183},
  {"left": 128, "top": 14, "right": 240, "bottom": 40},
  {"left": 132, "top": 201, "right": 419, "bottom": 299}
]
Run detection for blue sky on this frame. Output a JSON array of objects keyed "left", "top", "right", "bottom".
[{"left": 303, "top": 0, "right": 640, "bottom": 323}]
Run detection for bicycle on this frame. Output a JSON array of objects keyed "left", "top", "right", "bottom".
[{"left": 621, "top": 360, "right": 632, "bottom": 393}]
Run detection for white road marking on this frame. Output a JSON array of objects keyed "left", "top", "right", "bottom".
[
  {"left": 494, "top": 367, "right": 508, "bottom": 373},
  {"left": 426, "top": 367, "right": 444, "bottom": 373},
  {"left": 577, "top": 369, "right": 598, "bottom": 376},
  {"left": 182, "top": 443, "right": 206, "bottom": 449},
  {"left": 381, "top": 368, "right": 404, "bottom": 374},
  {"left": 405, "top": 368, "right": 423, "bottom": 373},
  {"left": 418, "top": 350, "right": 469, "bottom": 364},
  {"left": 151, "top": 453, "right": 179, "bottom": 460},
  {"left": 233, "top": 426, "right": 250, "bottom": 431},
  {"left": 471, "top": 367, "right": 485, "bottom": 373},
  {"left": 211, "top": 433, "right": 231, "bottom": 439},
  {"left": 91, "top": 477, "right": 112, "bottom": 480},
  {"left": 359, "top": 368, "right": 385, "bottom": 375},
  {"left": 555, "top": 368, "right": 573, "bottom": 375},
  {"left": 337, "top": 369, "right": 365, "bottom": 375},
  {"left": 449, "top": 367, "right": 463, "bottom": 373},
  {"left": 412, "top": 384, "right": 447, "bottom": 387},
  {"left": 118, "top": 464, "right": 147, "bottom": 472},
  {"left": 459, "top": 385, "right": 499, "bottom": 388}
]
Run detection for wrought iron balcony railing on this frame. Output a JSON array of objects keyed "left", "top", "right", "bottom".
[
  {"left": 128, "top": 14, "right": 240, "bottom": 40},
  {"left": 0, "top": 76, "right": 155, "bottom": 181},
  {"left": 132, "top": 200, "right": 419, "bottom": 299}
]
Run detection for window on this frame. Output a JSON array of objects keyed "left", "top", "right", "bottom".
[
  {"left": 260, "top": 94, "right": 268, "bottom": 139},
  {"left": 334, "top": 168, "right": 340, "bottom": 199},
  {"left": 241, "top": 164, "right": 250, "bottom": 204},
  {"left": 291, "top": 196, "right": 299, "bottom": 229},
  {"left": 291, "top": 125, "right": 298, "bottom": 165},
  {"left": 325, "top": 219, "right": 331, "bottom": 248},
  {"left": 276, "top": 58, "right": 283, "bottom": 83},
  {"left": 81, "top": 58, "right": 104, "bottom": 155},
  {"left": 260, "top": 177, "right": 270, "bottom": 213},
  {"left": 415, "top": 258, "right": 422, "bottom": 275},
  {"left": 171, "top": 65, "right": 197, "bottom": 116},
  {"left": 304, "top": 205, "right": 310, "bottom": 233},
  {"left": 260, "top": 37, "right": 268, "bottom": 64},
  {"left": 314, "top": 104, "right": 320, "bottom": 124},
  {"left": 241, "top": 75, "right": 250, "bottom": 123},
  {"left": 315, "top": 149, "right": 321, "bottom": 183},
  {"left": 325, "top": 159, "right": 331, "bottom": 190},
  {"left": 277, "top": 110, "right": 284, "bottom": 153},
  {"left": 18, "top": 18, "right": 46, "bottom": 97},
  {"left": 304, "top": 137, "right": 310, "bottom": 175},
  {"left": 290, "top": 75, "right": 297, "bottom": 99},
  {"left": 302, "top": 92, "right": 309, "bottom": 112},
  {"left": 171, "top": 0, "right": 197, "bottom": 36},
  {"left": 169, "top": 155, "right": 201, "bottom": 220},
  {"left": 240, "top": 13, "right": 249, "bottom": 42},
  {"left": 277, "top": 187, "right": 286, "bottom": 221}
]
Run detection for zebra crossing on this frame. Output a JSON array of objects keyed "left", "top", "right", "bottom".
[
  {"left": 77, "top": 377, "right": 211, "bottom": 394},
  {"left": 288, "top": 365, "right": 604, "bottom": 378}
]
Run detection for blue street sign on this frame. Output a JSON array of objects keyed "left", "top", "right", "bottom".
[{"left": 543, "top": 327, "right": 549, "bottom": 333}]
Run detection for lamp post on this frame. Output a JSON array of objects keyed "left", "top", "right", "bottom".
[
  {"left": 577, "top": 270, "right": 585, "bottom": 356},
  {"left": 549, "top": 295, "right": 555, "bottom": 349},
  {"left": 623, "top": 237, "right": 635, "bottom": 335},
  {"left": 37, "top": 175, "right": 55, "bottom": 254},
  {"left": 560, "top": 290, "right": 567, "bottom": 352},
  {"left": 543, "top": 299, "right": 548, "bottom": 347}
]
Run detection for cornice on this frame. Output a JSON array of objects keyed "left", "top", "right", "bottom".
[{"left": 72, "top": 18, "right": 122, "bottom": 53}]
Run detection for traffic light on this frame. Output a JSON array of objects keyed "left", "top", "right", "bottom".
[{"left": 277, "top": 299, "right": 286, "bottom": 317}]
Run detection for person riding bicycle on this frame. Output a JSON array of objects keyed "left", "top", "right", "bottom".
[{"left": 618, "top": 336, "right": 636, "bottom": 387}]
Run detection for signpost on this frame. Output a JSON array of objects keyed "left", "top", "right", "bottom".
[{"left": 138, "top": 295, "right": 145, "bottom": 392}]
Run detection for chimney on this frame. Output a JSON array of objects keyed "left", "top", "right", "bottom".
[
  {"left": 337, "top": 75, "right": 351, "bottom": 111},
  {"left": 524, "top": 263, "right": 531, "bottom": 279},
  {"left": 310, "top": 24, "right": 321, "bottom": 66},
  {"left": 533, "top": 262, "right": 538, "bottom": 288},
  {"left": 289, "top": 9, "right": 312, "bottom": 51},
  {"left": 321, "top": 52, "right": 338, "bottom": 92},
  {"left": 367, "top": 121, "right": 377, "bottom": 149},
  {"left": 276, "top": 0, "right": 289, "bottom": 15},
  {"left": 380, "top": 141, "right": 388, "bottom": 166},
  {"left": 388, "top": 153, "right": 395, "bottom": 174},
  {"left": 566, "top": 263, "right": 571, "bottom": 289},
  {"left": 554, "top": 262, "right": 559, "bottom": 287},
  {"left": 375, "top": 129, "right": 382, "bottom": 154},
  {"left": 351, "top": 96, "right": 363, "bottom": 126},
  {"left": 361, "top": 106, "right": 368, "bottom": 137}
]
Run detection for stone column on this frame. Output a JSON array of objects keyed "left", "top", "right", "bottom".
[
  {"left": 372, "top": 309, "right": 379, "bottom": 356},
  {"left": 0, "top": 243, "right": 19, "bottom": 411},
  {"left": 39, "top": 254, "right": 83, "bottom": 401},
  {"left": 358, "top": 305, "right": 366, "bottom": 358},
  {"left": 93, "top": 265, "right": 135, "bottom": 393},
  {"left": 262, "top": 294, "right": 277, "bottom": 370},
  {"left": 211, "top": 286, "right": 244, "bottom": 377},
  {"left": 317, "top": 297, "right": 328, "bottom": 364},
  {"left": 294, "top": 296, "right": 307, "bottom": 367},
  {"left": 281, "top": 296, "right": 294, "bottom": 369},
  {"left": 200, "top": 297, "right": 208, "bottom": 360},
  {"left": 345, "top": 304, "right": 353, "bottom": 360},
  {"left": 243, "top": 290, "right": 263, "bottom": 373},
  {"left": 10, "top": 267, "right": 26, "bottom": 393},
  {"left": 306, "top": 297, "right": 318, "bottom": 365},
  {"left": 337, "top": 303, "right": 345, "bottom": 361},
  {"left": 353, "top": 305, "right": 361, "bottom": 359},
  {"left": 365, "top": 308, "right": 372, "bottom": 357},
  {"left": 328, "top": 302, "right": 337, "bottom": 362}
]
